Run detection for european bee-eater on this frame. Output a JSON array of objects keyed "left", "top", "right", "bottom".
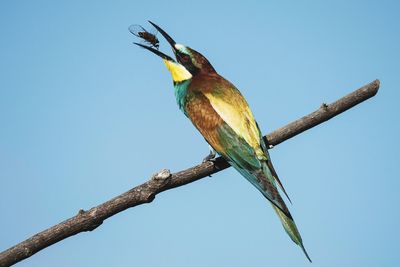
[{"left": 132, "top": 21, "right": 311, "bottom": 262}]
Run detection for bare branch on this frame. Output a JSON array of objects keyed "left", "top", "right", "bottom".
[
  {"left": 266, "top": 79, "right": 380, "bottom": 146},
  {"left": 0, "top": 79, "right": 380, "bottom": 267}
]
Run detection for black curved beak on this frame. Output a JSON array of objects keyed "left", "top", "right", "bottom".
[{"left": 131, "top": 21, "right": 178, "bottom": 62}]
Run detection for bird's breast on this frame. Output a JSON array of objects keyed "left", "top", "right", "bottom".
[
  {"left": 184, "top": 92, "right": 225, "bottom": 152},
  {"left": 185, "top": 93, "right": 223, "bottom": 130}
]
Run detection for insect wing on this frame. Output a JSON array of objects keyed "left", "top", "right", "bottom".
[
  {"left": 129, "top": 23, "right": 159, "bottom": 49},
  {"left": 128, "top": 24, "right": 147, "bottom": 38}
]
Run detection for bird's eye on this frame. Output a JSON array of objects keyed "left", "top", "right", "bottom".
[{"left": 180, "top": 54, "right": 190, "bottom": 63}]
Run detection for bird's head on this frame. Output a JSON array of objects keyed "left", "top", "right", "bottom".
[{"left": 133, "top": 21, "right": 215, "bottom": 83}]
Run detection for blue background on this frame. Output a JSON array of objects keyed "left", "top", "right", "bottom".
[{"left": 1, "top": 1, "right": 399, "bottom": 266}]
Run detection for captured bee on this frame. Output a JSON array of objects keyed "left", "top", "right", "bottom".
[{"left": 129, "top": 24, "right": 159, "bottom": 49}]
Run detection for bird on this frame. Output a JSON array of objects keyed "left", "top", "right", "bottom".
[{"left": 132, "top": 21, "right": 311, "bottom": 262}]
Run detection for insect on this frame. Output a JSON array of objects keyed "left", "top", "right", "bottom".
[{"left": 129, "top": 24, "right": 159, "bottom": 49}]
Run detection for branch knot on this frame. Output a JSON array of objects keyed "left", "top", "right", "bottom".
[{"left": 151, "top": 169, "right": 171, "bottom": 181}]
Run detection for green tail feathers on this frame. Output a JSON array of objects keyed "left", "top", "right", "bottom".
[
  {"left": 231, "top": 159, "right": 312, "bottom": 262},
  {"left": 263, "top": 161, "right": 312, "bottom": 262},
  {"left": 219, "top": 128, "right": 311, "bottom": 261},
  {"left": 273, "top": 206, "right": 312, "bottom": 262}
]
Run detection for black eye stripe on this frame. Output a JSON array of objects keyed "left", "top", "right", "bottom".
[{"left": 178, "top": 53, "right": 190, "bottom": 62}]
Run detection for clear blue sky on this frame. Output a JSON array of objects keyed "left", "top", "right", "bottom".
[{"left": 1, "top": 1, "right": 399, "bottom": 266}]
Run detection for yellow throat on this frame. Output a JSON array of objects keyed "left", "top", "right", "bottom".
[{"left": 163, "top": 60, "right": 192, "bottom": 83}]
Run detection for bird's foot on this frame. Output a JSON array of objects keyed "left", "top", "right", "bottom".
[{"left": 202, "top": 147, "right": 217, "bottom": 163}]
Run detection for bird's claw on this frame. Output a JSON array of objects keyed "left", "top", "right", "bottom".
[{"left": 202, "top": 147, "right": 216, "bottom": 163}]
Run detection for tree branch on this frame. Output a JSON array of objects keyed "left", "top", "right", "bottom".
[{"left": 0, "top": 79, "right": 380, "bottom": 267}]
